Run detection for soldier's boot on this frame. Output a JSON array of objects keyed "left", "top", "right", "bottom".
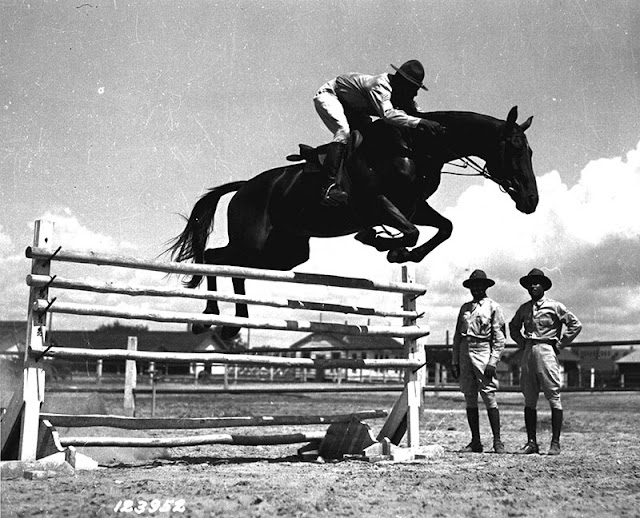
[
  {"left": 320, "top": 141, "right": 348, "bottom": 207},
  {"left": 548, "top": 408, "right": 563, "bottom": 455},
  {"left": 461, "top": 407, "right": 483, "bottom": 452},
  {"left": 487, "top": 407, "right": 504, "bottom": 453},
  {"left": 518, "top": 406, "right": 539, "bottom": 454}
]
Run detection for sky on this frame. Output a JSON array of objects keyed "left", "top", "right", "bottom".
[{"left": 1, "top": 1, "right": 639, "bottom": 347}]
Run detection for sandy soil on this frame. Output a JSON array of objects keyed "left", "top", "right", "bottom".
[{"left": 2, "top": 390, "right": 639, "bottom": 517}]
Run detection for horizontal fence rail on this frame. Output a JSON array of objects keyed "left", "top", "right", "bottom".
[
  {"left": 31, "top": 346, "right": 424, "bottom": 369},
  {"left": 59, "top": 431, "right": 327, "bottom": 448},
  {"left": 41, "top": 409, "right": 388, "bottom": 430},
  {"left": 32, "top": 299, "right": 429, "bottom": 338},
  {"left": 26, "top": 246, "right": 427, "bottom": 295},
  {"left": 27, "top": 274, "right": 419, "bottom": 319}
]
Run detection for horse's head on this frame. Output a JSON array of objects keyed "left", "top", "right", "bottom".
[{"left": 485, "top": 106, "right": 538, "bottom": 214}]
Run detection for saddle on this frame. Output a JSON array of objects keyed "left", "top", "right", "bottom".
[{"left": 285, "top": 130, "right": 363, "bottom": 166}]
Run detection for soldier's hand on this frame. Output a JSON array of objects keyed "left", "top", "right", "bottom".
[
  {"left": 450, "top": 364, "right": 460, "bottom": 380},
  {"left": 418, "top": 119, "right": 445, "bottom": 136},
  {"left": 484, "top": 364, "right": 497, "bottom": 379}
]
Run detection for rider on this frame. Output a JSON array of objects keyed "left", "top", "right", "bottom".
[{"left": 313, "top": 60, "right": 444, "bottom": 206}]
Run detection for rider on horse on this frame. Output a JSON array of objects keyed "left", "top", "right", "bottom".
[{"left": 313, "top": 59, "right": 445, "bottom": 206}]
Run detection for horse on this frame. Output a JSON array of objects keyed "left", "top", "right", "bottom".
[{"left": 168, "top": 106, "right": 537, "bottom": 336}]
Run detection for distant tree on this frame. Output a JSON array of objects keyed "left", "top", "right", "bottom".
[{"left": 96, "top": 321, "right": 149, "bottom": 333}]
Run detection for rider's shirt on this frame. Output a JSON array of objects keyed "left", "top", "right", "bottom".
[{"left": 333, "top": 73, "right": 423, "bottom": 128}]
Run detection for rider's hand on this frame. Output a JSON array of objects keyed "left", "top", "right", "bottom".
[
  {"left": 450, "top": 364, "right": 460, "bottom": 380},
  {"left": 418, "top": 119, "right": 445, "bottom": 136}
]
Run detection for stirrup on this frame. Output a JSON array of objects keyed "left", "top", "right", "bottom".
[{"left": 321, "top": 183, "right": 348, "bottom": 206}]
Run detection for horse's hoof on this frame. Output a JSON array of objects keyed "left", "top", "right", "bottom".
[
  {"left": 354, "top": 229, "right": 376, "bottom": 245},
  {"left": 387, "top": 248, "right": 410, "bottom": 263},
  {"left": 191, "top": 323, "right": 211, "bottom": 335}
]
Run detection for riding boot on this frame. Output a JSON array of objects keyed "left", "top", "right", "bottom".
[
  {"left": 320, "top": 141, "right": 348, "bottom": 207},
  {"left": 518, "top": 406, "right": 539, "bottom": 454},
  {"left": 549, "top": 408, "right": 563, "bottom": 455},
  {"left": 461, "top": 407, "right": 483, "bottom": 452},
  {"left": 487, "top": 407, "right": 504, "bottom": 453}
]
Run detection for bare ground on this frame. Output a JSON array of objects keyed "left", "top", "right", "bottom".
[{"left": 2, "top": 390, "right": 639, "bottom": 517}]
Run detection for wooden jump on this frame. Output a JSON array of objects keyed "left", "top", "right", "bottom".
[{"left": 3, "top": 220, "right": 428, "bottom": 462}]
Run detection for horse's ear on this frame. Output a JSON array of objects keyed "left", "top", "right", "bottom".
[
  {"left": 520, "top": 116, "right": 533, "bottom": 132},
  {"left": 506, "top": 106, "right": 518, "bottom": 125}
]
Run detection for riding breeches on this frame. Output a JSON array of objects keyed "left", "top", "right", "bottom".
[
  {"left": 520, "top": 341, "right": 563, "bottom": 410},
  {"left": 459, "top": 338, "right": 499, "bottom": 409},
  {"left": 314, "top": 80, "right": 351, "bottom": 144}
]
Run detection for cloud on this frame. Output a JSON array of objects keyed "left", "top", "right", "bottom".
[
  {"left": 415, "top": 140, "right": 640, "bottom": 341},
  {"left": 37, "top": 209, "right": 137, "bottom": 252}
]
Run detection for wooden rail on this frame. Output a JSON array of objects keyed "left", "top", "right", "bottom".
[
  {"left": 31, "top": 346, "right": 424, "bottom": 369},
  {"left": 26, "top": 246, "right": 427, "bottom": 295},
  {"left": 41, "top": 410, "right": 388, "bottom": 429}
]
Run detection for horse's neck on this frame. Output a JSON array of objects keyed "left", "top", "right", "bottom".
[{"left": 425, "top": 111, "right": 502, "bottom": 162}]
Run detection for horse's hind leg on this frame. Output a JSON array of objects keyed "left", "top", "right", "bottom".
[{"left": 190, "top": 245, "right": 235, "bottom": 335}]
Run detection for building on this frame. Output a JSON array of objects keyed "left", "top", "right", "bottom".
[
  {"left": 0, "top": 321, "right": 235, "bottom": 381},
  {"left": 616, "top": 349, "right": 640, "bottom": 388}
]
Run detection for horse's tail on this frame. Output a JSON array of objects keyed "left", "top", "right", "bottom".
[{"left": 166, "top": 181, "right": 246, "bottom": 288}]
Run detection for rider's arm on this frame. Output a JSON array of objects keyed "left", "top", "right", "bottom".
[{"left": 367, "top": 80, "right": 423, "bottom": 128}]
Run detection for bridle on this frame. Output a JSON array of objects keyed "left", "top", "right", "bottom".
[{"left": 438, "top": 138, "right": 513, "bottom": 195}]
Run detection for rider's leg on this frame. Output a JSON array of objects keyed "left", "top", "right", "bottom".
[
  {"left": 313, "top": 86, "right": 350, "bottom": 206},
  {"left": 321, "top": 141, "right": 348, "bottom": 206}
]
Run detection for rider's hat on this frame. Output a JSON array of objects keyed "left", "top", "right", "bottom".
[
  {"left": 519, "top": 268, "right": 552, "bottom": 291},
  {"left": 390, "top": 60, "right": 428, "bottom": 91},
  {"left": 462, "top": 269, "right": 495, "bottom": 289}
]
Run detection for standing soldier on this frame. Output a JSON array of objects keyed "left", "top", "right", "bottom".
[
  {"left": 452, "top": 269, "right": 507, "bottom": 454},
  {"left": 509, "top": 268, "right": 582, "bottom": 455}
]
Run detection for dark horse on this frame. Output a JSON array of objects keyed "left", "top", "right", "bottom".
[{"left": 168, "top": 106, "right": 537, "bottom": 336}]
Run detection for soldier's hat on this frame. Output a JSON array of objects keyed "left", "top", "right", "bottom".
[
  {"left": 462, "top": 269, "right": 495, "bottom": 289},
  {"left": 390, "top": 60, "right": 428, "bottom": 91},
  {"left": 519, "top": 268, "right": 552, "bottom": 290}
]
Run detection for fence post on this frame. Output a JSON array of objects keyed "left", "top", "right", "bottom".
[
  {"left": 403, "top": 265, "right": 424, "bottom": 449},
  {"left": 124, "top": 336, "right": 137, "bottom": 417},
  {"left": 19, "top": 220, "right": 54, "bottom": 460}
]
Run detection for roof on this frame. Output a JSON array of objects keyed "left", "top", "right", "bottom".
[
  {"left": 288, "top": 332, "right": 403, "bottom": 351},
  {"left": 616, "top": 349, "right": 640, "bottom": 364}
]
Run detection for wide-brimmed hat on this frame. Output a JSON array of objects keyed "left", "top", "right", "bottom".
[
  {"left": 462, "top": 269, "right": 495, "bottom": 289},
  {"left": 390, "top": 60, "right": 428, "bottom": 91},
  {"left": 519, "top": 268, "right": 552, "bottom": 290}
]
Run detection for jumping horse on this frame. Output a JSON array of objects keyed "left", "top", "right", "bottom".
[{"left": 168, "top": 106, "right": 537, "bottom": 336}]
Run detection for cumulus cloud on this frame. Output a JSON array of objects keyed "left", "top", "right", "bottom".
[
  {"left": 416, "top": 140, "right": 640, "bottom": 341},
  {"left": 37, "top": 209, "right": 137, "bottom": 252}
]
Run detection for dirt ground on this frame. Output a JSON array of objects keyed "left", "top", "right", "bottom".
[{"left": 2, "top": 390, "right": 639, "bottom": 517}]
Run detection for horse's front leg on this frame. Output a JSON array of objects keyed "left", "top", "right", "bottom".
[
  {"left": 387, "top": 201, "right": 452, "bottom": 263},
  {"left": 354, "top": 194, "right": 419, "bottom": 252}
]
